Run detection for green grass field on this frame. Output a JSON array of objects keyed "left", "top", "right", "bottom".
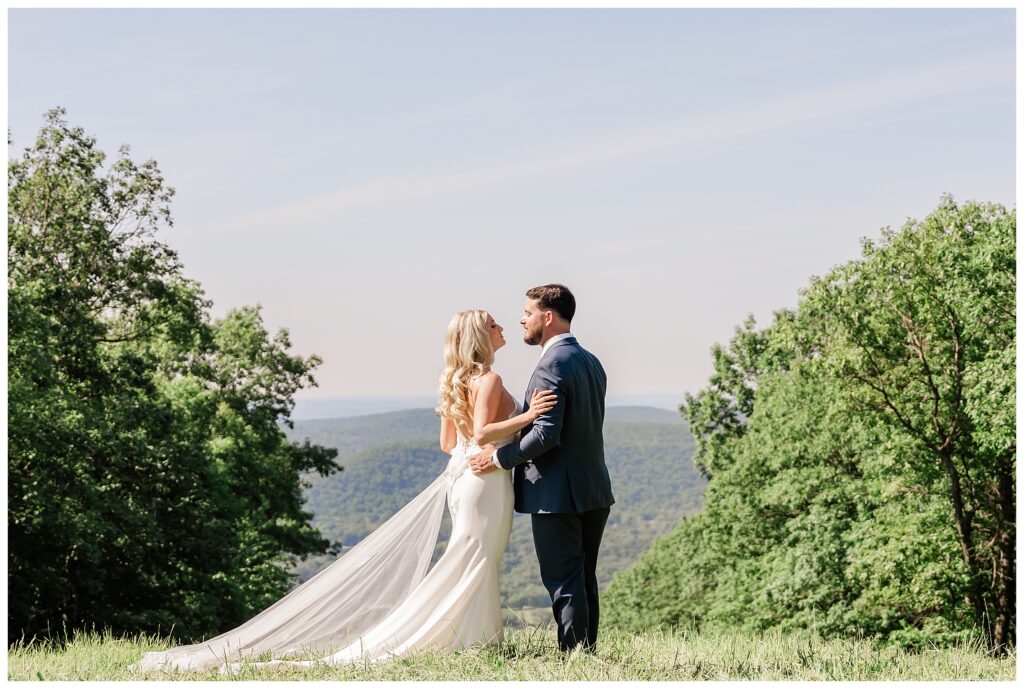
[{"left": 8, "top": 623, "right": 1015, "bottom": 681}]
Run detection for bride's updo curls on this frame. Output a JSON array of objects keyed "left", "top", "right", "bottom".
[{"left": 436, "top": 309, "right": 494, "bottom": 437}]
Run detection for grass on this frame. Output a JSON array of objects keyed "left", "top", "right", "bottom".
[{"left": 7, "top": 623, "right": 1016, "bottom": 681}]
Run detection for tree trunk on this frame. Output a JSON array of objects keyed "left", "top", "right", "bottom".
[
  {"left": 941, "top": 452, "right": 988, "bottom": 639},
  {"left": 991, "top": 456, "right": 1015, "bottom": 653}
]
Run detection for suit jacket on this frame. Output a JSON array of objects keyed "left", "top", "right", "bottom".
[{"left": 495, "top": 336, "right": 615, "bottom": 514}]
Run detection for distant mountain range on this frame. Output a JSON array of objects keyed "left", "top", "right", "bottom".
[
  {"left": 282, "top": 406, "right": 703, "bottom": 612},
  {"left": 291, "top": 395, "right": 685, "bottom": 420}
]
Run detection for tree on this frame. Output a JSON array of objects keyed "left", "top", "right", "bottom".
[
  {"left": 604, "top": 197, "right": 1014, "bottom": 653},
  {"left": 804, "top": 197, "right": 1015, "bottom": 651},
  {"left": 8, "top": 108, "right": 340, "bottom": 644}
]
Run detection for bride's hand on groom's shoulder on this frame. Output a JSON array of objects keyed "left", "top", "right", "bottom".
[{"left": 470, "top": 444, "right": 497, "bottom": 475}]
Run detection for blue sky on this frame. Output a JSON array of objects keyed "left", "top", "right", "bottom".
[{"left": 8, "top": 8, "right": 1016, "bottom": 400}]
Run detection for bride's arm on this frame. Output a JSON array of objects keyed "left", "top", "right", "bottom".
[
  {"left": 439, "top": 415, "right": 457, "bottom": 454},
  {"left": 471, "top": 374, "right": 555, "bottom": 446}
]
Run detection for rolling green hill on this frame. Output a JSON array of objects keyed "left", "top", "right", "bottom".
[{"left": 283, "top": 406, "right": 703, "bottom": 610}]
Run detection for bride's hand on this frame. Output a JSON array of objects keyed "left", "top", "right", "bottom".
[{"left": 527, "top": 389, "right": 558, "bottom": 421}]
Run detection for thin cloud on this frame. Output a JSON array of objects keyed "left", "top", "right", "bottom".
[{"left": 223, "top": 50, "right": 1013, "bottom": 232}]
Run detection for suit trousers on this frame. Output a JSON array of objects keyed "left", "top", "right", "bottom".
[{"left": 530, "top": 506, "right": 611, "bottom": 652}]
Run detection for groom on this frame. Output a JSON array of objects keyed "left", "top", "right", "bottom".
[{"left": 470, "top": 283, "right": 615, "bottom": 653}]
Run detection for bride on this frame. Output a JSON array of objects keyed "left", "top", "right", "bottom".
[{"left": 132, "top": 309, "right": 555, "bottom": 673}]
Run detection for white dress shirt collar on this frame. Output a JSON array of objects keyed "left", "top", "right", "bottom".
[{"left": 541, "top": 332, "right": 574, "bottom": 357}]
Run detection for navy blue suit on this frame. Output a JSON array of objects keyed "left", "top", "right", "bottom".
[{"left": 495, "top": 335, "right": 614, "bottom": 651}]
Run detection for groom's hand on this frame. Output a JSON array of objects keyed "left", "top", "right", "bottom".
[{"left": 470, "top": 445, "right": 498, "bottom": 475}]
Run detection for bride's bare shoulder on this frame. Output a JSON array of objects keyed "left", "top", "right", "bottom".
[{"left": 470, "top": 371, "right": 503, "bottom": 398}]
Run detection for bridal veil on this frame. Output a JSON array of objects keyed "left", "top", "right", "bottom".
[{"left": 133, "top": 472, "right": 450, "bottom": 672}]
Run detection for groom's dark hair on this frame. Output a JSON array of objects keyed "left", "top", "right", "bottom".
[{"left": 526, "top": 284, "right": 576, "bottom": 323}]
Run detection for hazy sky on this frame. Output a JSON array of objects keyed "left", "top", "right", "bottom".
[{"left": 8, "top": 8, "right": 1015, "bottom": 401}]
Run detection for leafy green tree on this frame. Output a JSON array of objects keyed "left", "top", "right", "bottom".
[
  {"left": 8, "top": 108, "right": 340, "bottom": 644},
  {"left": 604, "top": 197, "right": 1014, "bottom": 653},
  {"left": 804, "top": 197, "right": 1015, "bottom": 650}
]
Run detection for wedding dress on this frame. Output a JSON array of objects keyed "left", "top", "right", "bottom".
[{"left": 133, "top": 402, "right": 518, "bottom": 674}]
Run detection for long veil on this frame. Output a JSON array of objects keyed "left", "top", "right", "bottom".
[{"left": 133, "top": 472, "right": 451, "bottom": 672}]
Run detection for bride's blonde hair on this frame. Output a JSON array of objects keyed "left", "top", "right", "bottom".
[{"left": 435, "top": 309, "right": 495, "bottom": 437}]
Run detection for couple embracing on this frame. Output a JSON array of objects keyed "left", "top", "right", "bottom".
[{"left": 135, "top": 283, "right": 614, "bottom": 673}]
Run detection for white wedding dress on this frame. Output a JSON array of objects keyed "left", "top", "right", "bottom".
[{"left": 133, "top": 402, "right": 517, "bottom": 674}]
